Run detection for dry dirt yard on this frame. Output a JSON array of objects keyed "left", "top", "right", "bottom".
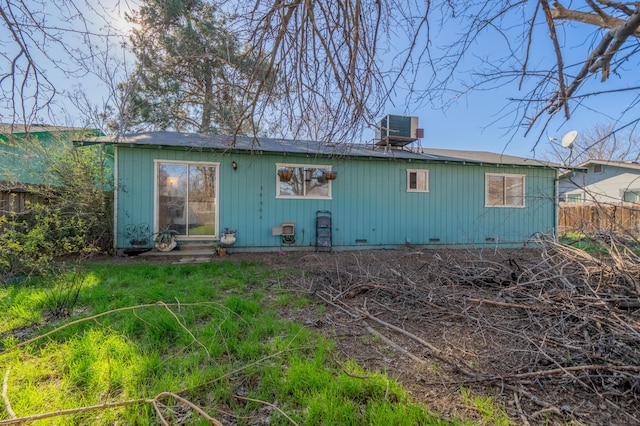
[{"left": 235, "top": 245, "right": 640, "bottom": 426}]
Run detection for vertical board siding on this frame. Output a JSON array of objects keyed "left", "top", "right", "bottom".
[
  {"left": 115, "top": 145, "right": 557, "bottom": 250},
  {"left": 116, "top": 147, "right": 153, "bottom": 247}
]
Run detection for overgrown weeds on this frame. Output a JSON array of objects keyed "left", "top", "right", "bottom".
[{"left": 41, "top": 264, "right": 87, "bottom": 318}]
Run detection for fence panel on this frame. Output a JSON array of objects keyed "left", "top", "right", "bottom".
[{"left": 559, "top": 203, "right": 640, "bottom": 236}]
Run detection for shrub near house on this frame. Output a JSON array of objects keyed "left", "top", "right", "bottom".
[{"left": 0, "top": 125, "right": 112, "bottom": 280}]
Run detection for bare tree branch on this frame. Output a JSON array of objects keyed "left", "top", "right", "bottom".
[
  {"left": 551, "top": 0, "right": 640, "bottom": 36},
  {"left": 2, "top": 0, "right": 640, "bottom": 149}
]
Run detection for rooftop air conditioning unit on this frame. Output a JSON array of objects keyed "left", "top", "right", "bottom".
[{"left": 375, "top": 115, "right": 422, "bottom": 148}]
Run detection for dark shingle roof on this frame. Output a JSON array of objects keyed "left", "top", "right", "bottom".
[{"left": 75, "top": 131, "right": 562, "bottom": 168}]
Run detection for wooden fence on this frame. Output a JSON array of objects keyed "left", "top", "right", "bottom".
[
  {"left": 559, "top": 204, "right": 640, "bottom": 236},
  {"left": 0, "top": 190, "right": 38, "bottom": 215}
]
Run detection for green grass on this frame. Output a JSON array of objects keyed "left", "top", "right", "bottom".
[
  {"left": 567, "top": 241, "right": 610, "bottom": 254},
  {"left": 0, "top": 260, "right": 459, "bottom": 425},
  {"left": 559, "top": 232, "right": 613, "bottom": 255},
  {"left": 459, "top": 387, "right": 513, "bottom": 426},
  {"left": 559, "top": 232, "right": 640, "bottom": 255},
  {"left": 188, "top": 224, "right": 217, "bottom": 235}
]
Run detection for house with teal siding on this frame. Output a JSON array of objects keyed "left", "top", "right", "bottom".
[{"left": 76, "top": 131, "right": 562, "bottom": 252}]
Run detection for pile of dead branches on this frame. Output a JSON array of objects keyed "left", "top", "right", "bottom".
[{"left": 297, "top": 241, "right": 640, "bottom": 425}]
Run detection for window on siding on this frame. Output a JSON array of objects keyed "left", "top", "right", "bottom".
[
  {"left": 276, "top": 164, "right": 332, "bottom": 199},
  {"left": 623, "top": 190, "right": 640, "bottom": 203},
  {"left": 485, "top": 173, "right": 525, "bottom": 207},
  {"left": 593, "top": 164, "right": 604, "bottom": 173},
  {"left": 560, "top": 193, "right": 583, "bottom": 203},
  {"left": 407, "top": 169, "right": 429, "bottom": 192}
]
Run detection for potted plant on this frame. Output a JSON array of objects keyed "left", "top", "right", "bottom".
[
  {"left": 153, "top": 226, "right": 178, "bottom": 252},
  {"left": 220, "top": 227, "right": 237, "bottom": 246},
  {"left": 277, "top": 167, "right": 294, "bottom": 182},
  {"left": 322, "top": 170, "right": 337, "bottom": 181}
]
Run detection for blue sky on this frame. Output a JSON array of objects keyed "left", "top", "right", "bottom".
[{"left": 1, "top": 1, "right": 637, "bottom": 161}]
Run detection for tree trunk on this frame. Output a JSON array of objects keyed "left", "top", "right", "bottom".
[{"left": 199, "top": 70, "right": 213, "bottom": 133}]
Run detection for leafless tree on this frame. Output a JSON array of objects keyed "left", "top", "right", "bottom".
[
  {"left": 67, "top": 41, "right": 139, "bottom": 136},
  {"left": 509, "top": 1, "right": 640, "bottom": 145},
  {"left": 229, "top": 0, "right": 422, "bottom": 142},
  {"left": 547, "top": 122, "right": 640, "bottom": 164},
  {"left": 229, "top": 0, "right": 640, "bottom": 144},
  {"left": 0, "top": 0, "right": 128, "bottom": 129},
  {"left": 2, "top": 1, "right": 639, "bottom": 145}
]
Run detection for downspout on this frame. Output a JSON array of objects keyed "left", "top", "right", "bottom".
[
  {"left": 554, "top": 175, "right": 559, "bottom": 238},
  {"left": 113, "top": 145, "right": 119, "bottom": 253}
]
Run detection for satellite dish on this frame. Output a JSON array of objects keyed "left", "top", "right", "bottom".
[{"left": 561, "top": 130, "right": 578, "bottom": 148}]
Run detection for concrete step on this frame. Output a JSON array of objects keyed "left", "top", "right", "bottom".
[{"left": 138, "top": 242, "right": 218, "bottom": 264}]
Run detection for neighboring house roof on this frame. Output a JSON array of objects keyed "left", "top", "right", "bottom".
[
  {"left": 558, "top": 159, "right": 640, "bottom": 179},
  {"left": 75, "top": 132, "right": 564, "bottom": 169},
  {"left": 578, "top": 159, "right": 640, "bottom": 171},
  {"left": 0, "top": 124, "right": 93, "bottom": 137}
]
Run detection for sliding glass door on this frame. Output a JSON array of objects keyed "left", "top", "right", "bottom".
[{"left": 156, "top": 161, "right": 218, "bottom": 237}]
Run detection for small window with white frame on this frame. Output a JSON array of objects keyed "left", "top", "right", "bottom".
[
  {"left": 593, "top": 164, "right": 604, "bottom": 173},
  {"left": 276, "top": 163, "right": 333, "bottom": 199},
  {"left": 560, "top": 193, "right": 583, "bottom": 203},
  {"left": 407, "top": 169, "right": 429, "bottom": 192},
  {"left": 623, "top": 190, "right": 640, "bottom": 203},
  {"left": 485, "top": 173, "right": 525, "bottom": 207}
]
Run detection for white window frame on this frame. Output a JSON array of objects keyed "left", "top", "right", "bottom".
[
  {"left": 593, "top": 164, "right": 604, "bottom": 173},
  {"left": 406, "top": 169, "right": 429, "bottom": 192},
  {"left": 276, "top": 163, "right": 333, "bottom": 200},
  {"left": 485, "top": 173, "right": 526, "bottom": 208},
  {"left": 154, "top": 159, "right": 220, "bottom": 239},
  {"left": 560, "top": 192, "right": 584, "bottom": 203},
  {"left": 623, "top": 189, "right": 640, "bottom": 203}
]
